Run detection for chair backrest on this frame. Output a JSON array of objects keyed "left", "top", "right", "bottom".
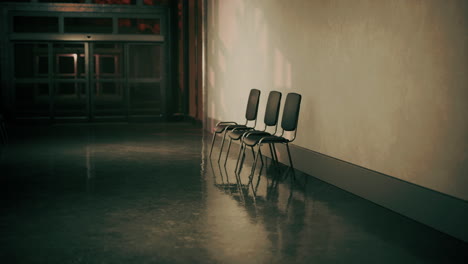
[
  {"left": 281, "top": 93, "right": 302, "bottom": 131},
  {"left": 264, "top": 91, "right": 282, "bottom": 126},
  {"left": 245, "top": 89, "right": 261, "bottom": 121}
]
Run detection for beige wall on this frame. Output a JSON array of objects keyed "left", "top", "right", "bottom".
[{"left": 206, "top": 0, "right": 468, "bottom": 201}]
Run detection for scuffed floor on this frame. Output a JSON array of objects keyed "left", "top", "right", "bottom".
[{"left": 0, "top": 122, "right": 466, "bottom": 263}]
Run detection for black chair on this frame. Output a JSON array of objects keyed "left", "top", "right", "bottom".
[
  {"left": 0, "top": 114, "right": 7, "bottom": 145},
  {"left": 241, "top": 93, "right": 301, "bottom": 180},
  {"left": 225, "top": 91, "right": 282, "bottom": 169},
  {"left": 209, "top": 89, "right": 261, "bottom": 161}
]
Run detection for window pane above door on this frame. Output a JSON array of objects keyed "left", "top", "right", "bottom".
[
  {"left": 93, "top": 0, "right": 136, "bottom": 4},
  {"left": 64, "top": 17, "right": 113, "bottom": 33},
  {"left": 13, "top": 16, "right": 59, "bottom": 33},
  {"left": 118, "top": 18, "right": 160, "bottom": 34}
]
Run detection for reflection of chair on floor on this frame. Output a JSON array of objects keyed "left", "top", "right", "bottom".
[
  {"left": 0, "top": 114, "right": 8, "bottom": 145},
  {"left": 228, "top": 91, "right": 282, "bottom": 171},
  {"left": 242, "top": 93, "right": 302, "bottom": 180},
  {"left": 209, "top": 158, "right": 248, "bottom": 202},
  {"left": 209, "top": 89, "right": 261, "bottom": 162}
]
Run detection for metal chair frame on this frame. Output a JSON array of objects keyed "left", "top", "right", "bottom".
[
  {"left": 226, "top": 91, "right": 282, "bottom": 171},
  {"left": 208, "top": 89, "right": 261, "bottom": 162},
  {"left": 239, "top": 93, "right": 301, "bottom": 180}
]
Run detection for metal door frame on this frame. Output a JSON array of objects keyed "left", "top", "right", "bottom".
[{"left": 0, "top": 2, "right": 170, "bottom": 121}]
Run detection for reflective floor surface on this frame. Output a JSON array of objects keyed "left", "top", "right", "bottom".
[{"left": 0, "top": 122, "right": 467, "bottom": 263}]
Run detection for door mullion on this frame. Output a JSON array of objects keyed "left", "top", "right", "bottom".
[
  {"left": 124, "top": 43, "right": 129, "bottom": 120},
  {"left": 48, "top": 42, "right": 54, "bottom": 121},
  {"left": 85, "top": 42, "right": 90, "bottom": 121}
]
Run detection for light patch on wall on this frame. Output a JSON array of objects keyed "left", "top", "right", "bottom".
[
  {"left": 218, "top": 50, "right": 226, "bottom": 73},
  {"left": 254, "top": 7, "right": 268, "bottom": 70},
  {"left": 285, "top": 62, "right": 292, "bottom": 89},
  {"left": 274, "top": 49, "right": 292, "bottom": 89},
  {"left": 274, "top": 49, "right": 284, "bottom": 87},
  {"left": 218, "top": 0, "right": 239, "bottom": 52}
]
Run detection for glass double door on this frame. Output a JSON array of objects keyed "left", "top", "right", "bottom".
[{"left": 14, "top": 42, "right": 163, "bottom": 120}]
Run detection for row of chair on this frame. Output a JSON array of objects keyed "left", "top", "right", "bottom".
[{"left": 209, "top": 89, "right": 302, "bottom": 179}]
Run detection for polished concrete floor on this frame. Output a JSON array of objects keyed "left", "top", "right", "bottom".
[{"left": 0, "top": 122, "right": 466, "bottom": 263}]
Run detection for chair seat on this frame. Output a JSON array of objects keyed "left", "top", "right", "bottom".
[
  {"left": 244, "top": 134, "right": 286, "bottom": 146},
  {"left": 214, "top": 124, "right": 247, "bottom": 133},
  {"left": 228, "top": 129, "right": 249, "bottom": 140},
  {"left": 228, "top": 127, "right": 261, "bottom": 139}
]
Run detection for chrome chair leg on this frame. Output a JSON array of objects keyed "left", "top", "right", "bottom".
[
  {"left": 268, "top": 143, "right": 274, "bottom": 162},
  {"left": 286, "top": 143, "right": 294, "bottom": 170},
  {"left": 269, "top": 143, "right": 280, "bottom": 172},
  {"left": 272, "top": 144, "right": 279, "bottom": 164},
  {"left": 249, "top": 146, "right": 264, "bottom": 181},
  {"left": 234, "top": 142, "right": 244, "bottom": 174},
  {"left": 285, "top": 143, "right": 296, "bottom": 180},
  {"left": 256, "top": 146, "right": 264, "bottom": 168},
  {"left": 209, "top": 132, "right": 217, "bottom": 158},
  {"left": 237, "top": 144, "right": 247, "bottom": 175},
  {"left": 250, "top": 146, "right": 264, "bottom": 167},
  {"left": 217, "top": 130, "right": 229, "bottom": 162},
  {"left": 249, "top": 146, "right": 261, "bottom": 181},
  {"left": 224, "top": 138, "right": 233, "bottom": 167}
]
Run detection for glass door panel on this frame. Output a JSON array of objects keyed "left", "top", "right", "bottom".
[
  {"left": 13, "top": 43, "right": 51, "bottom": 118},
  {"left": 53, "top": 82, "right": 87, "bottom": 117},
  {"left": 128, "top": 43, "right": 162, "bottom": 116},
  {"left": 13, "top": 41, "right": 165, "bottom": 120},
  {"left": 52, "top": 43, "right": 87, "bottom": 118},
  {"left": 91, "top": 43, "right": 126, "bottom": 117}
]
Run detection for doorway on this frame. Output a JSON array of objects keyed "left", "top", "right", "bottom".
[{"left": 13, "top": 41, "right": 164, "bottom": 120}]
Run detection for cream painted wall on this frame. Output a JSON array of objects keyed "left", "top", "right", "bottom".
[{"left": 206, "top": 0, "right": 468, "bottom": 201}]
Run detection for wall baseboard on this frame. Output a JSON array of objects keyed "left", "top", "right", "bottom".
[{"left": 206, "top": 117, "right": 468, "bottom": 242}]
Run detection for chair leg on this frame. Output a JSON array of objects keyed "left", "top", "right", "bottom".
[
  {"left": 234, "top": 142, "right": 244, "bottom": 174},
  {"left": 249, "top": 145, "right": 264, "bottom": 173},
  {"left": 209, "top": 132, "right": 218, "bottom": 158},
  {"left": 236, "top": 143, "right": 248, "bottom": 175},
  {"left": 268, "top": 143, "right": 274, "bottom": 163},
  {"left": 250, "top": 146, "right": 255, "bottom": 159},
  {"left": 224, "top": 138, "right": 233, "bottom": 167},
  {"left": 285, "top": 143, "right": 296, "bottom": 181},
  {"left": 257, "top": 147, "right": 264, "bottom": 175},
  {"left": 271, "top": 144, "right": 279, "bottom": 162},
  {"left": 252, "top": 145, "right": 265, "bottom": 166},
  {"left": 269, "top": 143, "right": 280, "bottom": 172},
  {"left": 249, "top": 145, "right": 261, "bottom": 181},
  {"left": 217, "top": 130, "right": 228, "bottom": 162},
  {"left": 286, "top": 143, "right": 294, "bottom": 170}
]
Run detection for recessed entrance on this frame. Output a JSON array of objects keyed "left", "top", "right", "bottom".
[{"left": 13, "top": 41, "right": 164, "bottom": 120}]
